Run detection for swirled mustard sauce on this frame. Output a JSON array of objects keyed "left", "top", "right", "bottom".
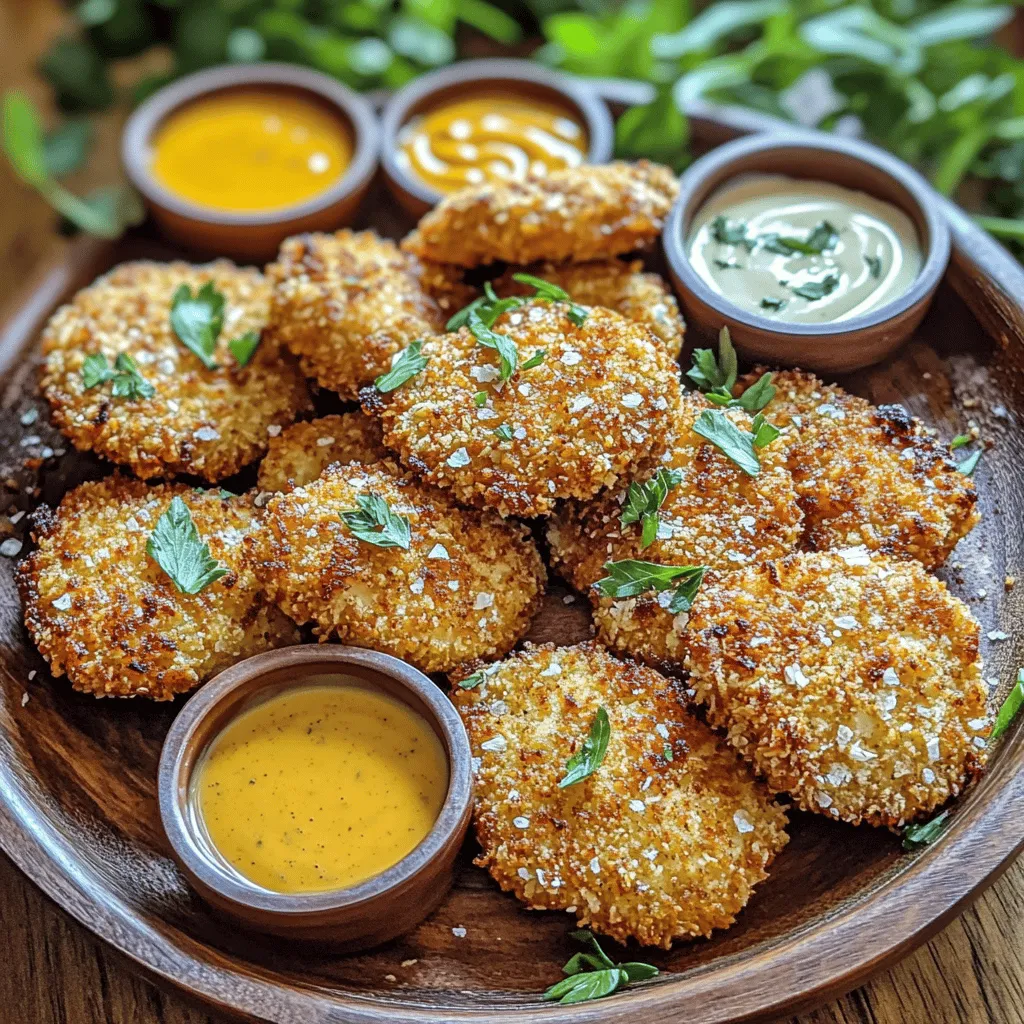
[
  {"left": 150, "top": 89, "right": 352, "bottom": 213},
  {"left": 193, "top": 680, "right": 448, "bottom": 894},
  {"left": 687, "top": 175, "right": 922, "bottom": 324},
  {"left": 395, "top": 93, "right": 587, "bottom": 193}
]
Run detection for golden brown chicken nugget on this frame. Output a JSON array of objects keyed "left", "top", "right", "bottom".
[
  {"left": 250, "top": 463, "right": 546, "bottom": 673},
  {"left": 266, "top": 229, "right": 449, "bottom": 399},
  {"left": 363, "top": 300, "right": 681, "bottom": 518},
  {"left": 452, "top": 641, "right": 788, "bottom": 947},
  {"left": 402, "top": 161, "right": 679, "bottom": 267},
  {"left": 40, "top": 260, "right": 311, "bottom": 482},
  {"left": 494, "top": 259, "right": 685, "bottom": 358},
  {"left": 685, "top": 551, "right": 990, "bottom": 828},
  {"left": 18, "top": 477, "right": 299, "bottom": 700}
]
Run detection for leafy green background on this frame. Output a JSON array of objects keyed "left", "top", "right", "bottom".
[{"left": 10, "top": 0, "right": 1024, "bottom": 251}]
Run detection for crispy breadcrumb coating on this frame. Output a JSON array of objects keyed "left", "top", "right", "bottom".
[
  {"left": 250, "top": 464, "right": 546, "bottom": 673},
  {"left": 402, "top": 161, "right": 679, "bottom": 267},
  {"left": 18, "top": 477, "right": 299, "bottom": 700},
  {"left": 452, "top": 642, "right": 788, "bottom": 947},
  {"left": 685, "top": 551, "right": 990, "bottom": 828},
  {"left": 736, "top": 368, "right": 979, "bottom": 568},
  {"left": 40, "top": 260, "right": 311, "bottom": 482},
  {"left": 256, "top": 413, "right": 395, "bottom": 492},
  {"left": 266, "top": 230, "right": 449, "bottom": 399},
  {"left": 363, "top": 301, "right": 681, "bottom": 518},
  {"left": 494, "top": 260, "right": 685, "bottom": 359}
]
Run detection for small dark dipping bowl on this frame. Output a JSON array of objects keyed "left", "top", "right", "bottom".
[
  {"left": 158, "top": 646, "right": 472, "bottom": 948},
  {"left": 664, "top": 133, "right": 951, "bottom": 373},
  {"left": 123, "top": 64, "right": 380, "bottom": 262},
  {"left": 380, "top": 57, "right": 615, "bottom": 216}
]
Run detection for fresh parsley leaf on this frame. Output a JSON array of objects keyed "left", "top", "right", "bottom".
[
  {"left": 228, "top": 330, "right": 261, "bottom": 367},
  {"left": 991, "top": 668, "right": 1024, "bottom": 740},
  {"left": 82, "top": 352, "right": 154, "bottom": 400},
  {"left": 760, "top": 296, "right": 787, "bottom": 311},
  {"left": 558, "top": 707, "right": 611, "bottom": 788},
  {"left": 693, "top": 408, "right": 762, "bottom": 475},
  {"left": 734, "top": 372, "right": 776, "bottom": 412},
  {"left": 543, "top": 931, "right": 656, "bottom": 1005},
  {"left": 751, "top": 412, "right": 781, "bottom": 449},
  {"left": 662, "top": 743, "right": 674, "bottom": 762},
  {"left": 958, "top": 449, "right": 982, "bottom": 476},
  {"left": 494, "top": 423, "right": 513, "bottom": 441},
  {"left": 710, "top": 214, "right": 752, "bottom": 249},
  {"left": 713, "top": 258, "right": 741, "bottom": 269},
  {"left": 340, "top": 493, "right": 411, "bottom": 550},
  {"left": 950, "top": 433, "right": 972, "bottom": 450},
  {"left": 146, "top": 496, "right": 229, "bottom": 595},
  {"left": 686, "top": 326, "right": 737, "bottom": 393},
  {"left": 791, "top": 274, "right": 840, "bottom": 301},
  {"left": 762, "top": 220, "right": 838, "bottom": 256},
  {"left": 447, "top": 294, "right": 487, "bottom": 331},
  {"left": 620, "top": 467, "right": 682, "bottom": 549},
  {"left": 449, "top": 282, "right": 525, "bottom": 332},
  {"left": 595, "top": 559, "right": 706, "bottom": 612},
  {"left": 170, "top": 281, "right": 224, "bottom": 369},
  {"left": 458, "top": 670, "right": 485, "bottom": 690},
  {"left": 375, "top": 340, "right": 428, "bottom": 392},
  {"left": 473, "top": 391, "right": 488, "bottom": 407},
  {"left": 902, "top": 810, "right": 951, "bottom": 851},
  {"left": 865, "top": 254, "right": 883, "bottom": 278},
  {"left": 511, "top": 272, "right": 589, "bottom": 326},
  {"left": 521, "top": 348, "right": 546, "bottom": 370},
  {"left": 468, "top": 309, "right": 517, "bottom": 381}
]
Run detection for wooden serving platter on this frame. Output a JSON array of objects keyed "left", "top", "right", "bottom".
[{"left": 1, "top": 99, "right": 1024, "bottom": 1024}]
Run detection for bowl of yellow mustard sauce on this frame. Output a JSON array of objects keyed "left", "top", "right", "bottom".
[
  {"left": 123, "top": 64, "right": 379, "bottom": 261},
  {"left": 380, "top": 58, "right": 614, "bottom": 216},
  {"left": 158, "top": 646, "right": 472, "bottom": 947}
]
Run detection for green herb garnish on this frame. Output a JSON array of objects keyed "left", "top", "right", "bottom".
[
  {"left": 228, "top": 330, "right": 261, "bottom": 367},
  {"left": 512, "top": 272, "right": 589, "bottom": 326},
  {"left": 620, "top": 467, "right": 683, "bottom": 549},
  {"left": 170, "top": 281, "right": 224, "bottom": 369},
  {"left": 950, "top": 433, "right": 972, "bottom": 450},
  {"left": 146, "top": 496, "right": 229, "bottom": 595},
  {"left": 686, "top": 325, "right": 737, "bottom": 396},
  {"left": 865, "top": 255, "right": 883, "bottom": 278},
  {"left": 447, "top": 281, "right": 524, "bottom": 332},
  {"left": 710, "top": 215, "right": 752, "bottom": 250},
  {"left": 558, "top": 707, "right": 611, "bottom": 788},
  {"left": 521, "top": 348, "right": 546, "bottom": 370},
  {"left": 760, "top": 296, "right": 787, "bottom": 312},
  {"left": 473, "top": 390, "right": 488, "bottom": 407},
  {"left": 81, "top": 352, "right": 154, "bottom": 400},
  {"left": 791, "top": 274, "right": 840, "bottom": 302},
  {"left": 543, "top": 931, "right": 658, "bottom": 1005},
  {"left": 762, "top": 220, "right": 838, "bottom": 257},
  {"left": 468, "top": 309, "right": 518, "bottom": 382},
  {"left": 693, "top": 408, "right": 780, "bottom": 476},
  {"left": 340, "top": 493, "right": 412, "bottom": 550},
  {"left": 595, "top": 559, "right": 706, "bottom": 613},
  {"left": 751, "top": 412, "right": 781, "bottom": 449},
  {"left": 990, "top": 668, "right": 1024, "bottom": 740},
  {"left": 902, "top": 810, "right": 951, "bottom": 851},
  {"left": 375, "top": 339, "right": 428, "bottom": 393},
  {"left": 494, "top": 423, "right": 513, "bottom": 441},
  {"left": 958, "top": 449, "right": 982, "bottom": 476},
  {"left": 733, "top": 372, "right": 777, "bottom": 413},
  {"left": 713, "top": 258, "right": 741, "bottom": 270}
]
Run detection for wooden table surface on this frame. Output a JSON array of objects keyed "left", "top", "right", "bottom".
[{"left": 2, "top": 3, "right": 1024, "bottom": 1023}]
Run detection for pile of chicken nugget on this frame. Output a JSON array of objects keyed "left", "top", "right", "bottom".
[{"left": 18, "top": 160, "right": 992, "bottom": 949}]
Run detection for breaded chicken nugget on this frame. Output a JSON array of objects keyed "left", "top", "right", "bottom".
[
  {"left": 40, "top": 260, "right": 311, "bottom": 482},
  {"left": 494, "top": 260, "right": 685, "bottom": 359},
  {"left": 266, "top": 230, "right": 449, "bottom": 399},
  {"left": 736, "top": 368, "right": 978, "bottom": 568},
  {"left": 363, "top": 301, "right": 681, "bottom": 517},
  {"left": 402, "top": 161, "right": 679, "bottom": 267},
  {"left": 250, "top": 463, "right": 545, "bottom": 673},
  {"left": 18, "top": 477, "right": 299, "bottom": 700},
  {"left": 686, "top": 551, "right": 990, "bottom": 828},
  {"left": 452, "top": 642, "right": 788, "bottom": 947},
  {"left": 256, "top": 412, "right": 394, "bottom": 492}
]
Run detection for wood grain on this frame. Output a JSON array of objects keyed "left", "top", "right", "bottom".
[{"left": 3, "top": 4, "right": 1024, "bottom": 1024}]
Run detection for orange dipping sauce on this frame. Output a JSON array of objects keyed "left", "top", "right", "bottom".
[
  {"left": 396, "top": 93, "right": 587, "bottom": 194},
  {"left": 150, "top": 88, "right": 353, "bottom": 214}
]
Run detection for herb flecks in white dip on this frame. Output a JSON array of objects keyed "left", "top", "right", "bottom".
[{"left": 688, "top": 175, "right": 923, "bottom": 325}]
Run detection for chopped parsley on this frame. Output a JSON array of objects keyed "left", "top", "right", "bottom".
[
  {"left": 865, "top": 254, "right": 883, "bottom": 278},
  {"left": 713, "top": 258, "right": 741, "bottom": 270},
  {"left": 990, "top": 668, "right": 1024, "bottom": 740},
  {"left": 473, "top": 390, "right": 488, "bottom": 408},
  {"left": 521, "top": 348, "right": 546, "bottom": 370},
  {"left": 81, "top": 351, "right": 154, "bottom": 400},
  {"left": 511, "top": 272, "right": 588, "bottom": 326},
  {"left": 791, "top": 274, "right": 840, "bottom": 302},
  {"left": 543, "top": 931, "right": 658, "bottom": 1005},
  {"left": 958, "top": 449, "right": 982, "bottom": 476},
  {"left": 760, "top": 296, "right": 787, "bottom": 312},
  {"left": 693, "top": 407, "right": 780, "bottom": 476},
  {"left": 950, "top": 433, "right": 972, "bottom": 450},
  {"left": 762, "top": 220, "right": 839, "bottom": 257},
  {"left": 902, "top": 809, "right": 951, "bottom": 851},
  {"left": 170, "top": 281, "right": 224, "bottom": 369},
  {"left": 620, "top": 467, "right": 682, "bottom": 549},
  {"left": 686, "top": 325, "right": 737, "bottom": 396},
  {"left": 146, "top": 496, "right": 229, "bottom": 595},
  {"left": 375, "top": 339, "right": 428, "bottom": 392},
  {"left": 468, "top": 309, "right": 518, "bottom": 382},
  {"left": 340, "top": 493, "right": 411, "bottom": 550},
  {"left": 494, "top": 423, "right": 513, "bottom": 441},
  {"left": 447, "top": 281, "right": 523, "bottom": 331},
  {"left": 595, "top": 559, "right": 706, "bottom": 613},
  {"left": 228, "top": 329, "right": 261, "bottom": 367},
  {"left": 557, "top": 707, "right": 610, "bottom": 789},
  {"left": 710, "top": 214, "right": 752, "bottom": 249}
]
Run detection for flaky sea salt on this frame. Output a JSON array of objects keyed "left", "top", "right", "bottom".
[{"left": 447, "top": 447, "right": 471, "bottom": 468}]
